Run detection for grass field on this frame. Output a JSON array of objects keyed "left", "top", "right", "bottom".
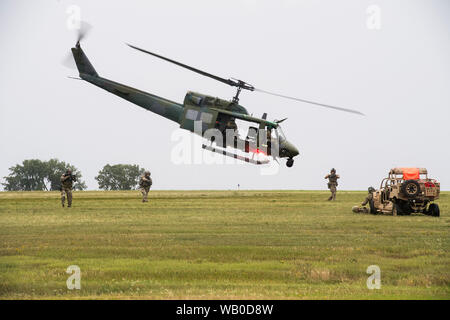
[{"left": 0, "top": 190, "right": 448, "bottom": 299}]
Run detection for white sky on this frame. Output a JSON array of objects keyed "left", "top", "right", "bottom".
[{"left": 1, "top": 0, "right": 449, "bottom": 190}]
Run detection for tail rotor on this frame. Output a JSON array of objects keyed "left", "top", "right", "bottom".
[{"left": 61, "top": 21, "right": 92, "bottom": 69}]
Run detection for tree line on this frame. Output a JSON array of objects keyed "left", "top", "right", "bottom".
[{"left": 1, "top": 159, "right": 147, "bottom": 191}]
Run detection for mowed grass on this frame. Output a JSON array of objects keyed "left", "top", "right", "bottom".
[{"left": 0, "top": 190, "right": 448, "bottom": 300}]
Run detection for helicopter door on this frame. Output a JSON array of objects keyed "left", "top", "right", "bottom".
[
  {"left": 199, "top": 110, "right": 218, "bottom": 132},
  {"left": 180, "top": 106, "right": 200, "bottom": 132},
  {"left": 180, "top": 107, "right": 218, "bottom": 133}
]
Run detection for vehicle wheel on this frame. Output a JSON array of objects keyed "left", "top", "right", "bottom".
[
  {"left": 286, "top": 158, "right": 294, "bottom": 167},
  {"left": 428, "top": 203, "right": 440, "bottom": 217},
  {"left": 369, "top": 199, "right": 376, "bottom": 214},
  {"left": 401, "top": 180, "right": 421, "bottom": 198}
]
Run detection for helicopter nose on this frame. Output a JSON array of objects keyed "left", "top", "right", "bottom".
[{"left": 280, "top": 140, "right": 299, "bottom": 158}]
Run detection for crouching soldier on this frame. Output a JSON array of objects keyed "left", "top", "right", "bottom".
[
  {"left": 61, "top": 169, "right": 76, "bottom": 207},
  {"left": 352, "top": 187, "right": 376, "bottom": 214},
  {"left": 139, "top": 171, "right": 152, "bottom": 203}
]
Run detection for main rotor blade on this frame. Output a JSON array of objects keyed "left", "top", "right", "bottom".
[
  {"left": 126, "top": 43, "right": 238, "bottom": 87},
  {"left": 255, "top": 88, "right": 365, "bottom": 116},
  {"left": 126, "top": 44, "right": 364, "bottom": 115}
]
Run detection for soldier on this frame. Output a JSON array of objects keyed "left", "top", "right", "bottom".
[
  {"left": 352, "top": 187, "right": 376, "bottom": 214},
  {"left": 324, "top": 168, "right": 340, "bottom": 201},
  {"left": 60, "top": 169, "right": 76, "bottom": 208},
  {"left": 139, "top": 170, "right": 153, "bottom": 202}
]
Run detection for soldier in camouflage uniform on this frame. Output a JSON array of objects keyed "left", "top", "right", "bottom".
[
  {"left": 352, "top": 187, "right": 376, "bottom": 214},
  {"left": 324, "top": 168, "right": 340, "bottom": 201},
  {"left": 60, "top": 169, "right": 76, "bottom": 208},
  {"left": 139, "top": 171, "right": 152, "bottom": 202}
]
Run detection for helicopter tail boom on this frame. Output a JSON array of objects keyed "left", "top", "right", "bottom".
[
  {"left": 71, "top": 42, "right": 98, "bottom": 78},
  {"left": 70, "top": 43, "right": 184, "bottom": 124}
]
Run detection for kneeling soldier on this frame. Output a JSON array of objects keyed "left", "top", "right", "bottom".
[
  {"left": 60, "top": 169, "right": 76, "bottom": 208},
  {"left": 139, "top": 171, "right": 152, "bottom": 202},
  {"left": 352, "top": 187, "right": 376, "bottom": 214}
]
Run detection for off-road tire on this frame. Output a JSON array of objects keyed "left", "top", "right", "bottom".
[
  {"left": 369, "top": 199, "right": 376, "bottom": 214},
  {"left": 428, "top": 203, "right": 440, "bottom": 217},
  {"left": 401, "top": 180, "right": 421, "bottom": 198}
]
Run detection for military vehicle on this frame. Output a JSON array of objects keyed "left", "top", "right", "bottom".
[
  {"left": 370, "top": 167, "right": 440, "bottom": 216},
  {"left": 66, "top": 24, "right": 363, "bottom": 167}
]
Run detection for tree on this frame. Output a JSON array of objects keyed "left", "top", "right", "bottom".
[
  {"left": 95, "top": 164, "right": 144, "bottom": 190},
  {"left": 2, "top": 159, "right": 87, "bottom": 191},
  {"left": 2, "top": 159, "right": 48, "bottom": 191},
  {"left": 44, "top": 159, "right": 87, "bottom": 191}
]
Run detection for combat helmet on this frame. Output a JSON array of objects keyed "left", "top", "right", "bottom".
[{"left": 368, "top": 186, "right": 375, "bottom": 193}]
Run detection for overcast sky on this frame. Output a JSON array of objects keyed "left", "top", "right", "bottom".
[{"left": 1, "top": 0, "right": 449, "bottom": 190}]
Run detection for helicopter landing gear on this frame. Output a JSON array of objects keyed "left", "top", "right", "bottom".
[{"left": 286, "top": 158, "right": 294, "bottom": 168}]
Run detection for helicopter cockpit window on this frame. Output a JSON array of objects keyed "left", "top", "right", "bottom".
[
  {"left": 186, "top": 109, "right": 199, "bottom": 121},
  {"left": 276, "top": 126, "right": 286, "bottom": 141},
  {"left": 247, "top": 126, "right": 258, "bottom": 140},
  {"left": 200, "top": 112, "right": 213, "bottom": 124}
]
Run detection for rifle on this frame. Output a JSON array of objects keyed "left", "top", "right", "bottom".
[{"left": 63, "top": 173, "right": 78, "bottom": 182}]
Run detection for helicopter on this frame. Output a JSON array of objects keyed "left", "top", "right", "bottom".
[{"left": 68, "top": 27, "right": 363, "bottom": 167}]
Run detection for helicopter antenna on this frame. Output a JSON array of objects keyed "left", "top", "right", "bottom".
[{"left": 126, "top": 43, "right": 364, "bottom": 115}]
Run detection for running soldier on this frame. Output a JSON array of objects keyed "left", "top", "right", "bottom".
[
  {"left": 324, "top": 168, "right": 340, "bottom": 201},
  {"left": 139, "top": 171, "right": 152, "bottom": 202},
  {"left": 60, "top": 169, "right": 77, "bottom": 207}
]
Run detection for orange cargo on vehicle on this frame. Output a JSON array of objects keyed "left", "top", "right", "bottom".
[{"left": 401, "top": 167, "right": 420, "bottom": 180}]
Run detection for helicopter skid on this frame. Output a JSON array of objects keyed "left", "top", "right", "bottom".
[{"left": 202, "top": 144, "right": 270, "bottom": 165}]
